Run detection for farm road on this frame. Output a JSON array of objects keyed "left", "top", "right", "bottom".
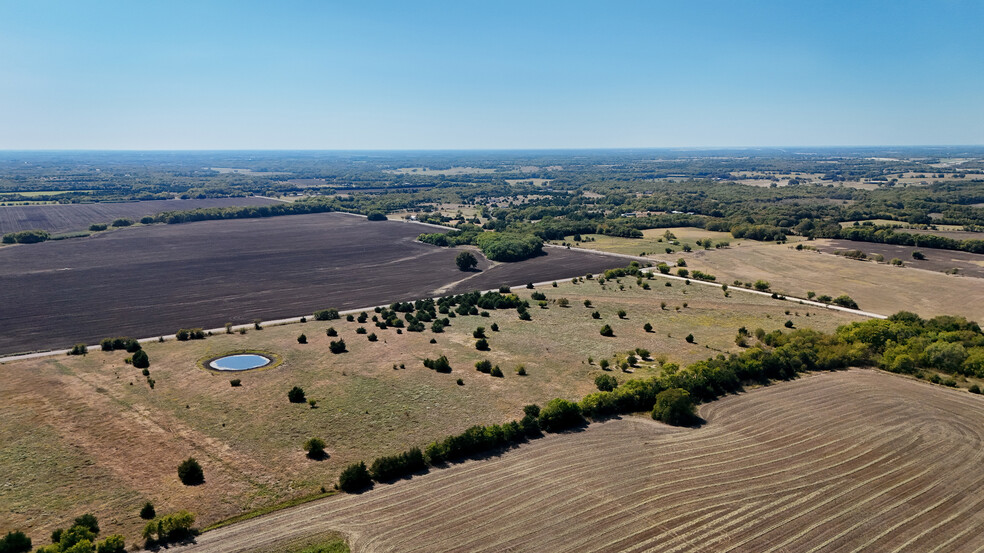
[{"left": 0, "top": 213, "right": 624, "bottom": 355}]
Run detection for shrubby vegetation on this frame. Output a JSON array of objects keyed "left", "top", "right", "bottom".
[
  {"left": 141, "top": 511, "right": 196, "bottom": 545},
  {"left": 1, "top": 229, "right": 49, "bottom": 244},
  {"left": 33, "top": 514, "right": 125, "bottom": 553}
]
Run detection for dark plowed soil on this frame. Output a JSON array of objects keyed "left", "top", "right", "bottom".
[
  {"left": 0, "top": 213, "right": 623, "bottom": 354},
  {"left": 820, "top": 239, "right": 984, "bottom": 278},
  {"left": 0, "top": 196, "right": 281, "bottom": 235}
]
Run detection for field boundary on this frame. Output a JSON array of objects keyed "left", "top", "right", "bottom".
[{"left": 0, "top": 261, "right": 882, "bottom": 365}]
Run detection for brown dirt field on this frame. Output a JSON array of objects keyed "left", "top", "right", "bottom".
[
  {"left": 0, "top": 197, "right": 281, "bottom": 235},
  {"left": 819, "top": 239, "right": 984, "bottom": 279},
  {"left": 0, "top": 277, "right": 860, "bottom": 543},
  {"left": 684, "top": 240, "right": 984, "bottom": 322},
  {"left": 0, "top": 213, "right": 624, "bottom": 355},
  {"left": 161, "top": 369, "right": 984, "bottom": 553}
]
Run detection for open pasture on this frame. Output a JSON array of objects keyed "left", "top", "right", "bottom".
[
  {"left": 0, "top": 196, "right": 281, "bottom": 235},
  {"left": 0, "top": 274, "right": 859, "bottom": 543},
  {"left": 171, "top": 369, "right": 984, "bottom": 553},
  {"left": 0, "top": 213, "right": 623, "bottom": 354}
]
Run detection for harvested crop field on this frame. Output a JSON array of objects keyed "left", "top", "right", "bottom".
[
  {"left": 819, "top": 239, "right": 984, "bottom": 278},
  {"left": 168, "top": 369, "right": 984, "bottom": 553},
  {"left": 0, "top": 196, "right": 280, "bottom": 235},
  {"left": 0, "top": 213, "right": 624, "bottom": 354}
]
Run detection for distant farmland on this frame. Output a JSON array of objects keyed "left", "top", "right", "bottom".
[
  {"left": 0, "top": 196, "right": 280, "bottom": 235},
  {"left": 174, "top": 370, "right": 984, "bottom": 553},
  {"left": 0, "top": 213, "right": 623, "bottom": 354}
]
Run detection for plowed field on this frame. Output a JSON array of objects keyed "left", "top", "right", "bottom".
[
  {"left": 172, "top": 370, "right": 984, "bottom": 553},
  {"left": 0, "top": 197, "right": 280, "bottom": 234},
  {"left": 0, "top": 212, "right": 623, "bottom": 354}
]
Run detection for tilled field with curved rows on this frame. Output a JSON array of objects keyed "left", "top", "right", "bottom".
[{"left": 172, "top": 369, "right": 984, "bottom": 553}]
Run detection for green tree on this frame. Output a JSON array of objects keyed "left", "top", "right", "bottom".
[
  {"left": 338, "top": 461, "right": 372, "bottom": 492},
  {"left": 304, "top": 437, "right": 327, "bottom": 459},
  {"left": 0, "top": 531, "right": 31, "bottom": 553},
  {"left": 131, "top": 349, "right": 149, "bottom": 369},
  {"left": 288, "top": 386, "right": 306, "bottom": 403},
  {"left": 595, "top": 374, "right": 617, "bottom": 392},
  {"left": 600, "top": 324, "right": 614, "bottom": 337},
  {"left": 139, "top": 502, "right": 156, "bottom": 520},
  {"left": 455, "top": 251, "right": 478, "bottom": 271},
  {"left": 538, "top": 398, "right": 584, "bottom": 432},
  {"left": 177, "top": 458, "right": 204, "bottom": 485},
  {"left": 651, "top": 388, "right": 697, "bottom": 426}
]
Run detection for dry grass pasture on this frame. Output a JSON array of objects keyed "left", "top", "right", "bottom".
[
  {"left": 168, "top": 369, "right": 984, "bottom": 553},
  {"left": 0, "top": 276, "right": 861, "bottom": 543}
]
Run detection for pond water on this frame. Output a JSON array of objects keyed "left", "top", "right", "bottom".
[{"left": 209, "top": 354, "right": 271, "bottom": 371}]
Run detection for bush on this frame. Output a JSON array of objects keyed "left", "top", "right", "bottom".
[
  {"left": 685, "top": 334, "right": 695, "bottom": 343},
  {"left": 652, "top": 388, "right": 697, "bottom": 426},
  {"left": 288, "top": 386, "right": 306, "bottom": 403},
  {"left": 969, "top": 385, "right": 982, "bottom": 394},
  {"left": 68, "top": 343, "right": 88, "bottom": 356},
  {"left": 304, "top": 437, "right": 327, "bottom": 459},
  {"left": 617, "top": 309, "right": 627, "bottom": 319},
  {"left": 140, "top": 502, "right": 156, "bottom": 520},
  {"left": 643, "top": 323, "right": 653, "bottom": 332},
  {"left": 0, "top": 531, "right": 31, "bottom": 553},
  {"left": 314, "top": 309, "right": 340, "bottom": 321},
  {"left": 175, "top": 328, "right": 205, "bottom": 341},
  {"left": 366, "top": 212, "right": 387, "bottom": 221},
  {"left": 177, "top": 458, "right": 204, "bottom": 485},
  {"left": 592, "top": 310, "right": 601, "bottom": 319},
  {"left": 131, "top": 349, "right": 149, "bottom": 369},
  {"left": 490, "top": 366, "right": 504, "bottom": 377},
  {"left": 230, "top": 378, "right": 241, "bottom": 387},
  {"left": 753, "top": 280, "right": 771, "bottom": 291},
  {"left": 538, "top": 398, "right": 584, "bottom": 432},
  {"left": 832, "top": 295, "right": 859, "bottom": 309},
  {"left": 141, "top": 510, "right": 195, "bottom": 543},
  {"left": 490, "top": 322, "right": 499, "bottom": 332},
  {"left": 423, "top": 355, "right": 452, "bottom": 373},
  {"left": 297, "top": 333, "right": 307, "bottom": 344},
  {"left": 600, "top": 324, "right": 614, "bottom": 337},
  {"left": 326, "top": 327, "right": 337, "bottom": 337},
  {"left": 455, "top": 251, "right": 478, "bottom": 271},
  {"left": 338, "top": 461, "right": 372, "bottom": 492},
  {"left": 475, "top": 338, "right": 489, "bottom": 351},
  {"left": 475, "top": 359, "right": 492, "bottom": 373},
  {"left": 96, "top": 534, "right": 126, "bottom": 553},
  {"left": 329, "top": 339, "right": 346, "bottom": 354},
  {"left": 369, "top": 448, "right": 426, "bottom": 482},
  {"left": 516, "top": 365, "right": 527, "bottom": 376},
  {"left": 367, "top": 333, "right": 378, "bottom": 342},
  {"left": 2, "top": 229, "right": 49, "bottom": 244},
  {"left": 912, "top": 251, "right": 925, "bottom": 260},
  {"left": 677, "top": 268, "right": 689, "bottom": 277},
  {"left": 88, "top": 223, "right": 108, "bottom": 231},
  {"left": 595, "top": 374, "right": 618, "bottom": 392}
]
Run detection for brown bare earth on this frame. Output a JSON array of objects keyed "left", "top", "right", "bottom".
[
  {"left": 166, "top": 369, "right": 984, "bottom": 553},
  {"left": 0, "top": 197, "right": 281, "bottom": 235},
  {"left": 0, "top": 213, "right": 624, "bottom": 355}
]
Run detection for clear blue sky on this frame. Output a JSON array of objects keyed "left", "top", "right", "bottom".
[{"left": 1, "top": 1, "right": 982, "bottom": 149}]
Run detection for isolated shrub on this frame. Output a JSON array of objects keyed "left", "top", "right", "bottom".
[
  {"left": 367, "top": 333, "right": 378, "bottom": 342},
  {"left": 832, "top": 295, "right": 859, "bottom": 309},
  {"left": 538, "top": 398, "right": 584, "bottom": 432},
  {"left": 88, "top": 223, "right": 108, "bottom": 232},
  {"left": 912, "top": 251, "right": 925, "bottom": 260},
  {"left": 595, "top": 374, "right": 618, "bottom": 392},
  {"left": 304, "top": 437, "right": 327, "bottom": 459},
  {"left": 229, "top": 378, "right": 241, "bottom": 387},
  {"left": 345, "top": 314, "right": 355, "bottom": 322},
  {"left": 131, "top": 349, "right": 149, "bottom": 369},
  {"left": 475, "top": 359, "right": 492, "bottom": 373},
  {"left": 297, "top": 333, "right": 307, "bottom": 344},
  {"left": 685, "top": 334, "right": 695, "bottom": 343},
  {"left": 591, "top": 310, "right": 601, "bottom": 319},
  {"left": 455, "top": 251, "right": 478, "bottom": 271},
  {"left": 0, "top": 530, "right": 31, "bottom": 553},
  {"left": 490, "top": 366, "right": 504, "bottom": 377},
  {"left": 784, "top": 320, "right": 794, "bottom": 329},
  {"left": 326, "top": 327, "right": 337, "bottom": 337},
  {"left": 110, "top": 218, "right": 132, "bottom": 227},
  {"left": 600, "top": 324, "right": 614, "bottom": 337},
  {"left": 288, "top": 386, "right": 306, "bottom": 403},
  {"left": 677, "top": 268, "right": 689, "bottom": 278},
  {"left": 644, "top": 322, "right": 653, "bottom": 332},
  {"left": 583, "top": 299, "right": 593, "bottom": 307},
  {"left": 475, "top": 338, "right": 489, "bottom": 351},
  {"left": 329, "top": 339, "right": 346, "bottom": 354},
  {"left": 617, "top": 309, "right": 627, "bottom": 319},
  {"left": 355, "top": 326, "right": 367, "bottom": 335},
  {"left": 970, "top": 385, "right": 982, "bottom": 394},
  {"left": 338, "top": 461, "right": 372, "bottom": 493},
  {"left": 314, "top": 309, "right": 340, "bottom": 321},
  {"left": 753, "top": 280, "right": 771, "bottom": 291},
  {"left": 515, "top": 364, "right": 527, "bottom": 376},
  {"left": 490, "top": 322, "right": 499, "bottom": 332},
  {"left": 651, "top": 388, "right": 697, "bottom": 426},
  {"left": 599, "top": 358, "right": 610, "bottom": 370},
  {"left": 177, "top": 458, "right": 204, "bottom": 486},
  {"left": 139, "top": 502, "right": 156, "bottom": 520}
]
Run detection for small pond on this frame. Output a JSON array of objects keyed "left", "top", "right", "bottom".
[{"left": 208, "top": 354, "right": 272, "bottom": 371}]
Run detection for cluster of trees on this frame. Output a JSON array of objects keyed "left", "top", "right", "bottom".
[
  {"left": 100, "top": 336, "right": 141, "bottom": 352},
  {"left": 837, "top": 312, "right": 984, "bottom": 378},
  {"left": 827, "top": 225, "right": 984, "bottom": 255},
  {"left": 32, "top": 514, "right": 125, "bottom": 553},
  {"left": 175, "top": 328, "right": 206, "bottom": 341},
  {"left": 141, "top": 511, "right": 196, "bottom": 545},
  {"left": 1, "top": 229, "right": 49, "bottom": 244},
  {"left": 418, "top": 226, "right": 544, "bottom": 262}
]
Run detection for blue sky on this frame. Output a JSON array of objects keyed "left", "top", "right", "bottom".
[{"left": 1, "top": 1, "right": 982, "bottom": 149}]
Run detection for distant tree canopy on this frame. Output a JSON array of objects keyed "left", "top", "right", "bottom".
[{"left": 455, "top": 251, "right": 478, "bottom": 271}]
